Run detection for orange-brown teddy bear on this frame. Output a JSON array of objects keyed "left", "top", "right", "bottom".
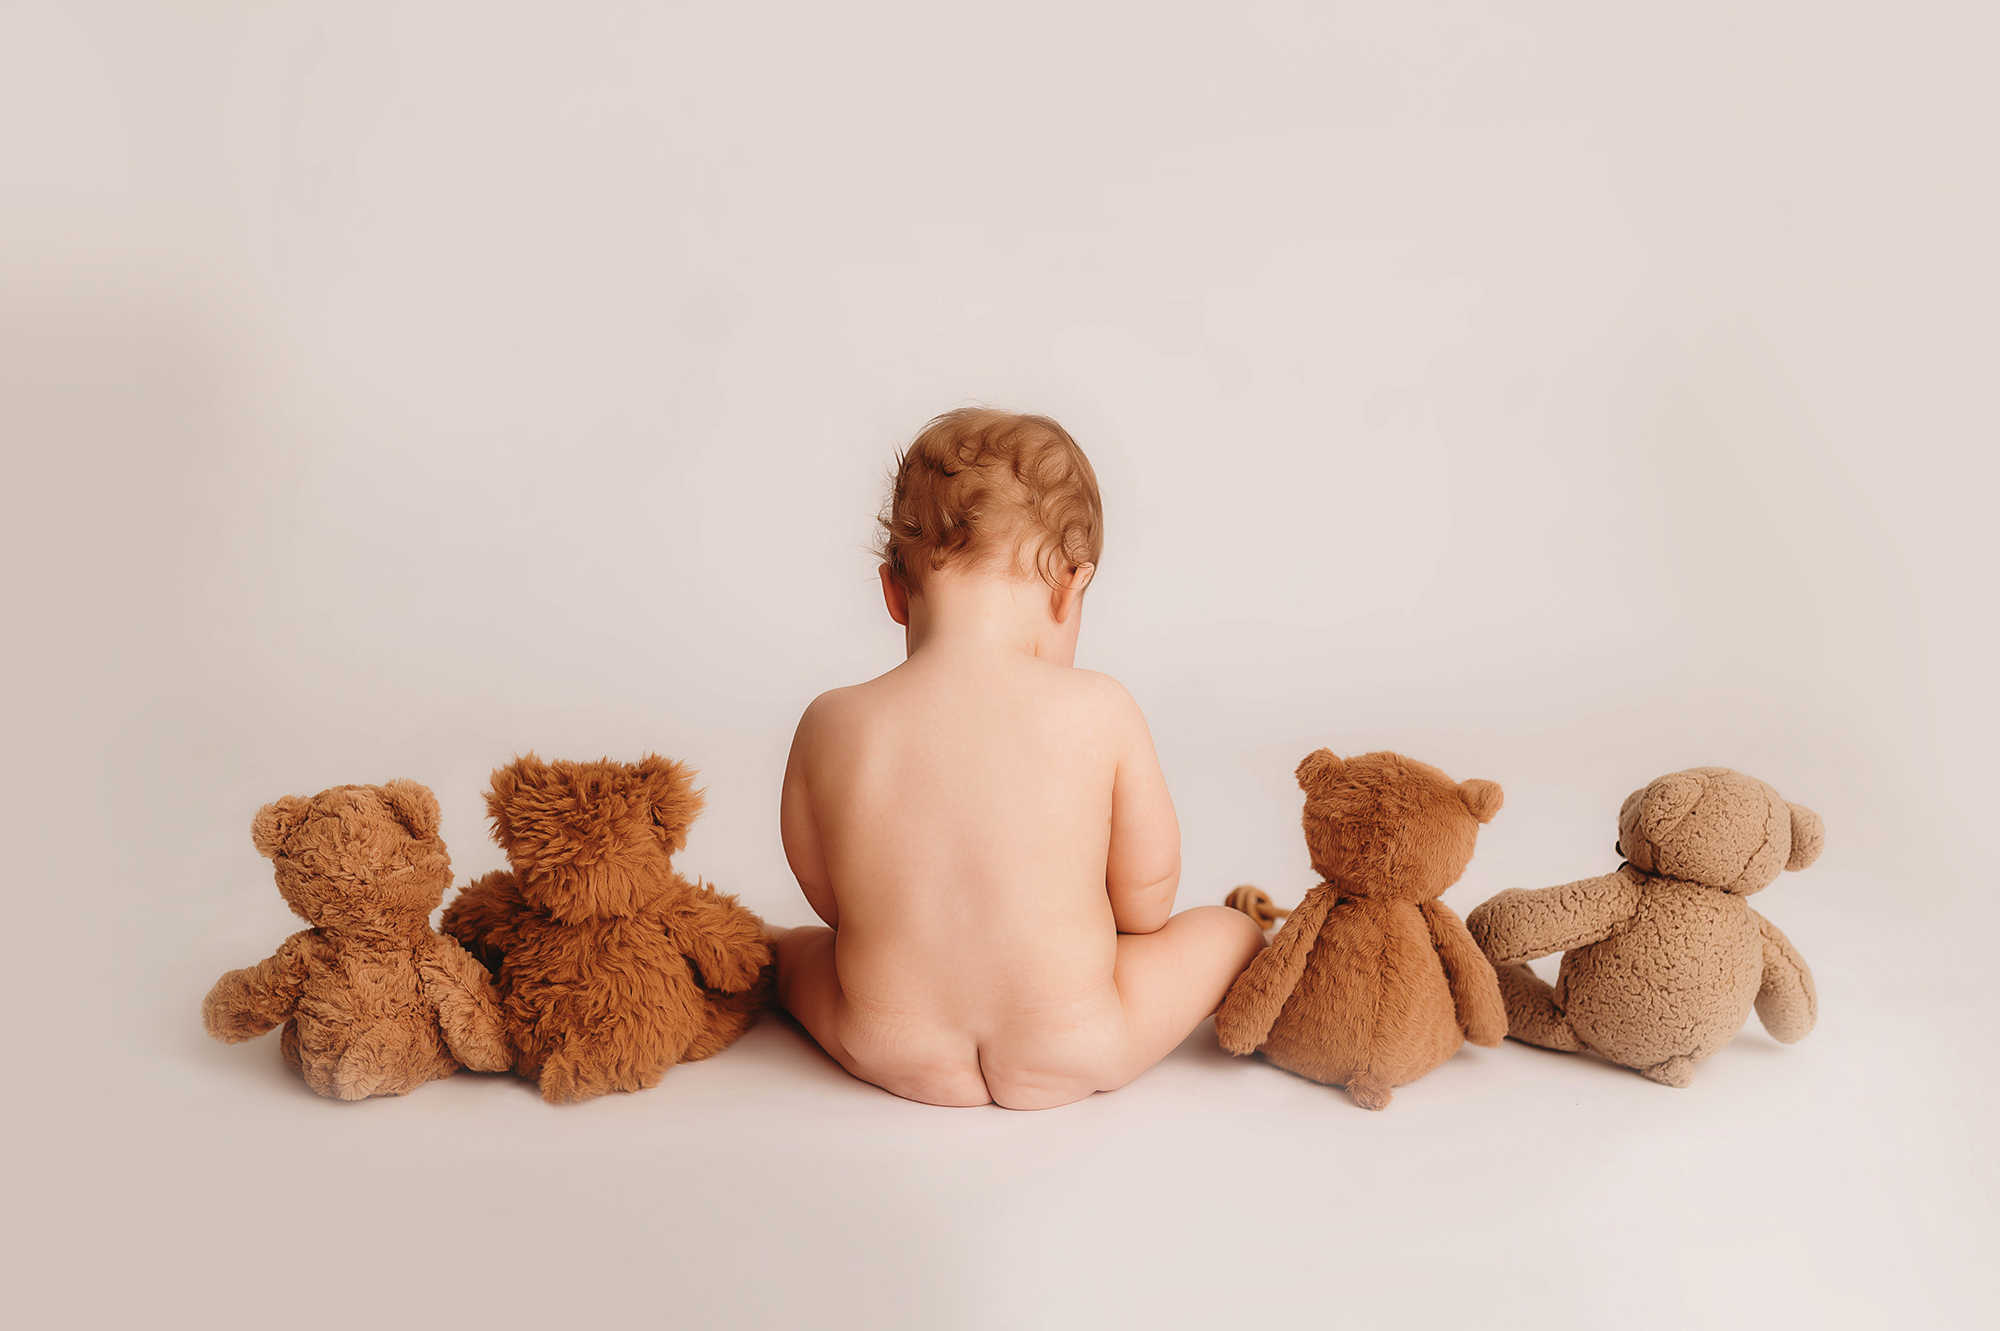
[
  {"left": 1216, "top": 749, "right": 1508, "bottom": 1109},
  {"left": 442, "top": 753, "right": 772, "bottom": 1104},
  {"left": 1466, "top": 766, "right": 1822, "bottom": 1087},
  {"left": 202, "top": 780, "right": 513, "bottom": 1099}
]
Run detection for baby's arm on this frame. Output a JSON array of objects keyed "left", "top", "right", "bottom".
[
  {"left": 779, "top": 698, "right": 839, "bottom": 929},
  {"left": 1103, "top": 683, "right": 1180, "bottom": 935}
]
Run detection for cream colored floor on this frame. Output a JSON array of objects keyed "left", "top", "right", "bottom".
[{"left": 14, "top": 867, "right": 1992, "bottom": 1330}]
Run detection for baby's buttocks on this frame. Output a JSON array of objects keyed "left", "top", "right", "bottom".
[
  {"left": 831, "top": 978, "right": 1130, "bottom": 1110},
  {"left": 831, "top": 1005, "right": 992, "bottom": 1107}
]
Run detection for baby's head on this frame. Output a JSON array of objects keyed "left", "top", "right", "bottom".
[{"left": 878, "top": 408, "right": 1103, "bottom": 602}]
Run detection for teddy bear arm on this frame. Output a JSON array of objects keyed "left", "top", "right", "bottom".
[
  {"left": 1419, "top": 900, "right": 1508, "bottom": 1047},
  {"left": 440, "top": 870, "right": 527, "bottom": 975},
  {"left": 1214, "top": 888, "right": 1334, "bottom": 1054},
  {"left": 668, "top": 885, "right": 772, "bottom": 994},
  {"left": 1466, "top": 869, "right": 1643, "bottom": 966},
  {"left": 415, "top": 934, "right": 514, "bottom": 1072},
  {"left": 1751, "top": 909, "right": 1817, "bottom": 1044},
  {"left": 201, "top": 931, "right": 312, "bottom": 1044}
]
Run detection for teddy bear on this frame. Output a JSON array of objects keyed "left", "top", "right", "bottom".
[
  {"left": 441, "top": 753, "right": 772, "bottom": 1104},
  {"left": 1215, "top": 749, "right": 1508, "bottom": 1109},
  {"left": 201, "top": 780, "right": 512, "bottom": 1099},
  {"left": 1464, "top": 766, "right": 1822, "bottom": 1087}
]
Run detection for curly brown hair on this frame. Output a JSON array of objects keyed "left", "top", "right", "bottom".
[{"left": 877, "top": 408, "right": 1104, "bottom": 594}]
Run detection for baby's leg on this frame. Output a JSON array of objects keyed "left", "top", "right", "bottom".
[
  {"left": 1107, "top": 905, "right": 1265, "bottom": 1086},
  {"left": 980, "top": 910, "right": 1261, "bottom": 1111},
  {"left": 771, "top": 926, "right": 857, "bottom": 1072}
]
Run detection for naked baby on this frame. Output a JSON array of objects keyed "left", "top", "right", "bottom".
[{"left": 774, "top": 408, "right": 1265, "bottom": 1110}]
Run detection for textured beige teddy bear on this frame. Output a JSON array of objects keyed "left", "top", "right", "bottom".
[{"left": 1465, "top": 767, "right": 1822, "bottom": 1087}]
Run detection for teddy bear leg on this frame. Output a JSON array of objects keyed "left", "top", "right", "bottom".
[
  {"left": 279, "top": 1018, "right": 303, "bottom": 1073},
  {"left": 1347, "top": 1078, "right": 1393, "bottom": 1111},
  {"left": 534, "top": 1053, "right": 582, "bottom": 1104},
  {"left": 1638, "top": 1055, "right": 1698, "bottom": 1088},
  {"left": 534, "top": 1043, "right": 622, "bottom": 1104},
  {"left": 1494, "top": 963, "right": 1586, "bottom": 1052},
  {"left": 332, "top": 1023, "right": 419, "bottom": 1100}
]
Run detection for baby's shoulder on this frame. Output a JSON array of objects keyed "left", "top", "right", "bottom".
[
  {"left": 1046, "top": 666, "right": 1148, "bottom": 733},
  {"left": 794, "top": 681, "right": 871, "bottom": 737},
  {"left": 1062, "top": 666, "right": 1135, "bottom": 705}
]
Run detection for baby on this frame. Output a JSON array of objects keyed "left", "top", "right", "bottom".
[{"left": 773, "top": 409, "right": 1265, "bottom": 1110}]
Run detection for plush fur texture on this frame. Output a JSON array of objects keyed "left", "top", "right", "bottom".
[
  {"left": 201, "top": 781, "right": 512, "bottom": 1099},
  {"left": 1466, "top": 766, "right": 1822, "bottom": 1087},
  {"left": 441, "top": 753, "right": 772, "bottom": 1104},
  {"left": 1215, "top": 750, "right": 1508, "bottom": 1110}
]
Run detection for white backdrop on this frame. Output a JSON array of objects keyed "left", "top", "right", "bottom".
[{"left": 5, "top": 4, "right": 1995, "bottom": 1328}]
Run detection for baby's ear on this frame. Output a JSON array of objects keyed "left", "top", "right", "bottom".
[
  {"left": 637, "top": 753, "right": 706, "bottom": 853},
  {"left": 1785, "top": 802, "right": 1825, "bottom": 871},
  {"left": 1295, "top": 748, "right": 1345, "bottom": 793},
  {"left": 1458, "top": 779, "right": 1504, "bottom": 824},
  {"left": 251, "top": 795, "right": 311, "bottom": 859},
  {"left": 380, "top": 779, "right": 441, "bottom": 838}
]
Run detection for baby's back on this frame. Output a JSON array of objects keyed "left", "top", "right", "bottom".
[{"left": 792, "top": 652, "right": 1132, "bottom": 1093}]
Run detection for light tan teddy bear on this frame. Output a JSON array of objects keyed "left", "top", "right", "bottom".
[{"left": 1465, "top": 766, "right": 1822, "bottom": 1087}]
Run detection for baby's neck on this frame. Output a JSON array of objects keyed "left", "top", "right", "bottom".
[{"left": 903, "top": 572, "right": 1078, "bottom": 667}]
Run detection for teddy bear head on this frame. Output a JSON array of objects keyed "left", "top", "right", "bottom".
[
  {"left": 251, "top": 780, "right": 452, "bottom": 929},
  {"left": 484, "top": 753, "right": 704, "bottom": 923},
  {"left": 1615, "top": 766, "right": 1823, "bottom": 894},
  {"left": 1294, "top": 749, "right": 1503, "bottom": 902}
]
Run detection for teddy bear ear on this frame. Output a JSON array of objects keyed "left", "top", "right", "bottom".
[
  {"left": 250, "top": 795, "right": 311, "bottom": 859},
  {"left": 1458, "top": 779, "right": 1504, "bottom": 824},
  {"left": 496, "top": 752, "right": 554, "bottom": 794},
  {"left": 1294, "top": 749, "right": 1345, "bottom": 793},
  {"left": 637, "top": 753, "right": 706, "bottom": 851},
  {"left": 483, "top": 753, "right": 541, "bottom": 839},
  {"left": 379, "top": 779, "right": 441, "bottom": 838},
  {"left": 1785, "top": 802, "right": 1825, "bottom": 871},
  {"left": 1638, "top": 770, "right": 1706, "bottom": 843}
]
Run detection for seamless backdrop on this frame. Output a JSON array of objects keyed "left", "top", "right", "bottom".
[{"left": 4, "top": 3, "right": 1995, "bottom": 1328}]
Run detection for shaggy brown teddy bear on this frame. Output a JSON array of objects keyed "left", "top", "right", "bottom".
[
  {"left": 442, "top": 753, "right": 772, "bottom": 1104},
  {"left": 1466, "top": 766, "right": 1821, "bottom": 1087},
  {"left": 1216, "top": 749, "right": 1508, "bottom": 1109},
  {"left": 201, "top": 780, "right": 512, "bottom": 1099}
]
